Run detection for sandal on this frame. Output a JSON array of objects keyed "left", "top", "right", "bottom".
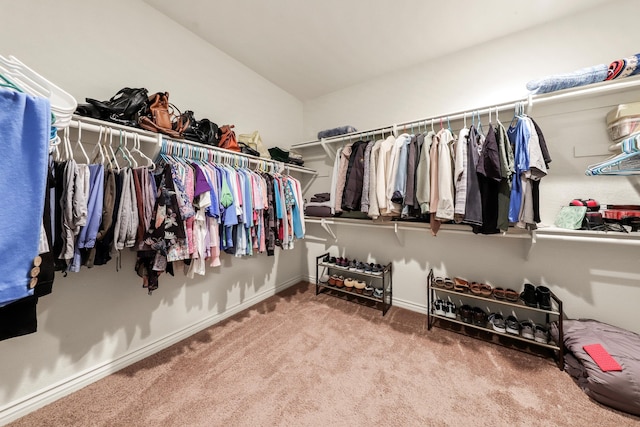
[
  {"left": 454, "top": 277, "right": 469, "bottom": 293},
  {"left": 480, "top": 283, "right": 493, "bottom": 297},
  {"left": 443, "top": 278, "right": 455, "bottom": 290},
  {"left": 493, "top": 287, "right": 506, "bottom": 300},
  {"left": 469, "top": 282, "right": 483, "bottom": 296},
  {"left": 433, "top": 277, "right": 445, "bottom": 288},
  {"left": 504, "top": 288, "right": 519, "bottom": 302}
]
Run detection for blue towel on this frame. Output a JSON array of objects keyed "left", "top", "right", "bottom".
[
  {"left": 526, "top": 64, "right": 608, "bottom": 94},
  {"left": 0, "top": 88, "right": 50, "bottom": 307}
]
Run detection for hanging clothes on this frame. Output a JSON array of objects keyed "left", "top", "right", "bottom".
[
  {"left": 475, "top": 123, "right": 502, "bottom": 234},
  {"left": 463, "top": 125, "right": 483, "bottom": 226}
]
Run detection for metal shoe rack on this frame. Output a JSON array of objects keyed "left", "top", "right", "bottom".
[
  {"left": 426, "top": 269, "right": 564, "bottom": 370},
  {"left": 315, "top": 253, "right": 393, "bottom": 315}
]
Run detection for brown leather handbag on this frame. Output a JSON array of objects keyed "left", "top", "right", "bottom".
[
  {"left": 218, "top": 124, "right": 240, "bottom": 152},
  {"left": 138, "top": 92, "right": 181, "bottom": 138}
]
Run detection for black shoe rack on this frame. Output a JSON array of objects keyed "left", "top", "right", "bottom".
[
  {"left": 427, "top": 269, "right": 564, "bottom": 370},
  {"left": 315, "top": 253, "right": 392, "bottom": 316}
]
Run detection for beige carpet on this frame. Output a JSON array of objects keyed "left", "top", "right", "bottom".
[{"left": 10, "top": 282, "right": 640, "bottom": 427}]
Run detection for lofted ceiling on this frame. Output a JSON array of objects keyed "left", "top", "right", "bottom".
[{"left": 145, "top": 0, "right": 613, "bottom": 101}]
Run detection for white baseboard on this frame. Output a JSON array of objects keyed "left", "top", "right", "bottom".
[
  {"left": 0, "top": 276, "right": 303, "bottom": 426},
  {"left": 308, "top": 274, "right": 428, "bottom": 315}
]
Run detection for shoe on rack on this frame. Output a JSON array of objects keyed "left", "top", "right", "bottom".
[
  {"left": 536, "top": 286, "right": 552, "bottom": 311},
  {"left": 520, "top": 283, "right": 537, "bottom": 308},
  {"left": 433, "top": 299, "right": 446, "bottom": 316},
  {"left": 328, "top": 257, "right": 336, "bottom": 265},
  {"left": 444, "top": 301, "right": 457, "bottom": 319},
  {"left": 473, "top": 307, "right": 488, "bottom": 327},
  {"left": 505, "top": 288, "right": 519, "bottom": 302},
  {"left": 344, "top": 278, "right": 356, "bottom": 290},
  {"left": 322, "top": 254, "right": 330, "bottom": 264},
  {"left": 335, "top": 276, "right": 345, "bottom": 288},
  {"left": 348, "top": 260, "right": 358, "bottom": 271},
  {"left": 364, "top": 283, "right": 374, "bottom": 297},
  {"left": 520, "top": 320, "right": 535, "bottom": 340},
  {"left": 354, "top": 280, "right": 366, "bottom": 293},
  {"left": 355, "top": 262, "right": 365, "bottom": 273},
  {"left": 372, "top": 264, "right": 384, "bottom": 275},
  {"left": 373, "top": 288, "right": 383, "bottom": 299},
  {"left": 505, "top": 315, "right": 520, "bottom": 335},
  {"left": 459, "top": 304, "right": 473, "bottom": 323},
  {"left": 319, "top": 274, "right": 330, "bottom": 284},
  {"left": 488, "top": 313, "right": 506, "bottom": 333},
  {"left": 534, "top": 324, "right": 549, "bottom": 344},
  {"left": 364, "top": 263, "right": 373, "bottom": 274}
]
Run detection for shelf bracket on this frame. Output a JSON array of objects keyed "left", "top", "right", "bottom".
[
  {"left": 320, "top": 218, "right": 337, "bottom": 241},
  {"left": 319, "top": 138, "right": 336, "bottom": 161},
  {"left": 393, "top": 222, "right": 402, "bottom": 245},
  {"left": 526, "top": 230, "right": 537, "bottom": 261},
  {"left": 301, "top": 174, "right": 317, "bottom": 195}
]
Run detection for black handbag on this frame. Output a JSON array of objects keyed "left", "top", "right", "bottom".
[
  {"left": 84, "top": 87, "right": 149, "bottom": 125},
  {"left": 239, "top": 142, "right": 260, "bottom": 157},
  {"left": 183, "top": 115, "right": 220, "bottom": 146}
]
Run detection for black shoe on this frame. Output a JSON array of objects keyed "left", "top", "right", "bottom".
[
  {"left": 460, "top": 305, "right": 473, "bottom": 323},
  {"left": 472, "top": 307, "right": 487, "bottom": 327},
  {"left": 520, "top": 283, "right": 537, "bottom": 308},
  {"left": 536, "top": 286, "right": 552, "bottom": 310},
  {"left": 322, "top": 254, "right": 330, "bottom": 263}
]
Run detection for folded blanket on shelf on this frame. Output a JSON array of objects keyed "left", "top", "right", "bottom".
[
  {"left": 527, "top": 52, "right": 640, "bottom": 95},
  {"left": 526, "top": 64, "right": 608, "bottom": 94},
  {"left": 317, "top": 125, "right": 357, "bottom": 140}
]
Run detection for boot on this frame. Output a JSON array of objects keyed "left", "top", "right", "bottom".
[
  {"left": 520, "top": 283, "right": 537, "bottom": 307},
  {"left": 536, "top": 286, "right": 552, "bottom": 311}
]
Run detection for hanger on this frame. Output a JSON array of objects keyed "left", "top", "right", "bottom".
[
  {"left": 75, "top": 121, "right": 90, "bottom": 164},
  {"left": 89, "top": 125, "right": 106, "bottom": 166},
  {"left": 447, "top": 116, "right": 452, "bottom": 134},
  {"left": 130, "top": 133, "right": 155, "bottom": 170},
  {"left": 477, "top": 111, "right": 484, "bottom": 135},
  {"left": 586, "top": 150, "right": 640, "bottom": 176},
  {"left": 609, "top": 134, "right": 640, "bottom": 154}
]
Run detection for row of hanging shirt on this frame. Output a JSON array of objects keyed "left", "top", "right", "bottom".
[
  {"left": 50, "top": 130, "right": 305, "bottom": 294},
  {"left": 330, "top": 108, "right": 551, "bottom": 235},
  {"left": 137, "top": 142, "right": 305, "bottom": 293}
]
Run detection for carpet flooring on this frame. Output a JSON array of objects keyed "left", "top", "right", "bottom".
[{"left": 9, "top": 282, "right": 640, "bottom": 426}]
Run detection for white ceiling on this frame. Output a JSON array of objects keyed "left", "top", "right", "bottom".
[{"left": 145, "top": 0, "right": 612, "bottom": 101}]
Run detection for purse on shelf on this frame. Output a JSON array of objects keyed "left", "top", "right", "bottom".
[
  {"left": 554, "top": 206, "right": 587, "bottom": 229},
  {"left": 138, "top": 92, "right": 182, "bottom": 138},
  {"left": 238, "top": 130, "right": 270, "bottom": 158},
  {"left": 180, "top": 111, "right": 221, "bottom": 146},
  {"left": 81, "top": 87, "right": 149, "bottom": 127},
  {"left": 218, "top": 124, "right": 240, "bottom": 152}
]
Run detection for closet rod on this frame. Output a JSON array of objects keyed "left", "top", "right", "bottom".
[
  {"left": 68, "top": 117, "right": 160, "bottom": 144},
  {"left": 162, "top": 137, "right": 317, "bottom": 175},
  {"left": 293, "top": 74, "right": 640, "bottom": 147}
]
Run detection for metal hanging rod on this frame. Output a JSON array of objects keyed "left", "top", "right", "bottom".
[
  {"left": 68, "top": 116, "right": 160, "bottom": 144},
  {"left": 292, "top": 75, "right": 640, "bottom": 148}
]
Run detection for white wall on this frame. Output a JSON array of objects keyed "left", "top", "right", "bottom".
[
  {"left": 0, "top": 0, "right": 304, "bottom": 423},
  {"left": 301, "top": 0, "right": 640, "bottom": 334}
]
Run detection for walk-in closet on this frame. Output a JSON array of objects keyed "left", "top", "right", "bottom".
[{"left": 1, "top": 1, "right": 639, "bottom": 425}]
